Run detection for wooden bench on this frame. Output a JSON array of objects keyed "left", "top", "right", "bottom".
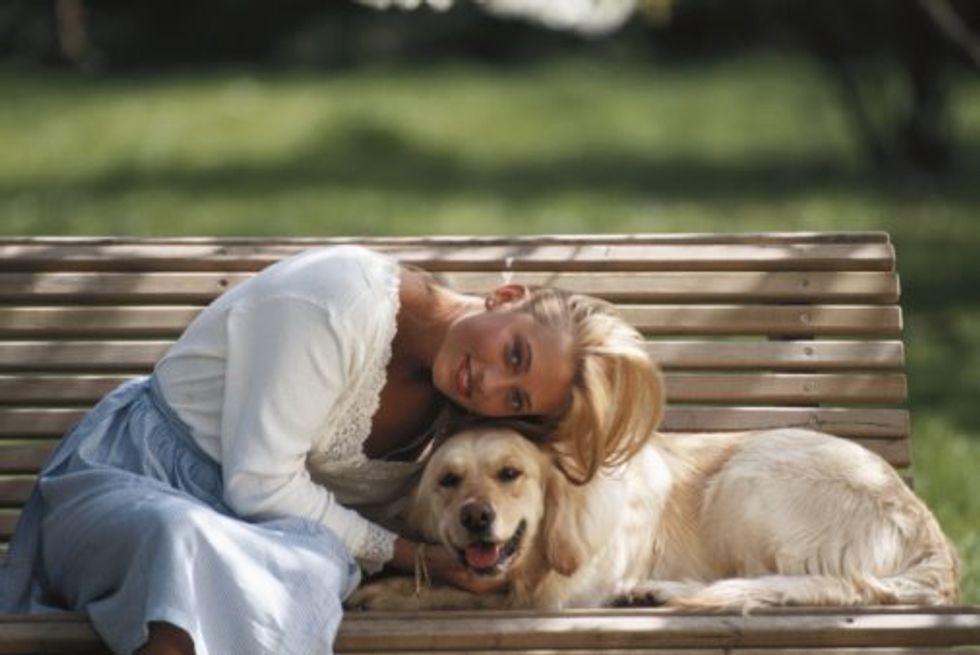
[{"left": 0, "top": 233, "right": 977, "bottom": 654}]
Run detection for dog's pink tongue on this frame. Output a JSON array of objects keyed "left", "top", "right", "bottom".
[{"left": 464, "top": 543, "right": 500, "bottom": 569}]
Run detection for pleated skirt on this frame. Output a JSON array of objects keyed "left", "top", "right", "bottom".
[{"left": 0, "top": 376, "right": 361, "bottom": 655}]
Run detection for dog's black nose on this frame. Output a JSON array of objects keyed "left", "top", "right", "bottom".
[{"left": 460, "top": 501, "right": 495, "bottom": 535}]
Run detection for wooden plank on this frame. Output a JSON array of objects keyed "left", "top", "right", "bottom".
[
  {"left": 0, "top": 407, "right": 910, "bottom": 439},
  {"left": 446, "top": 271, "right": 900, "bottom": 303},
  {"left": 345, "top": 651, "right": 722, "bottom": 655},
  {"left": 341, "top": 649, "right": 978, "bottom": 655},
  {"left": 0, "top": 509, "right": 21, "bottom": 540},
  {"left": 0, "top": 613, "right": 976, "bottom": 655},
  {"left": 666, "top": 373, "right": 907, "bottom": 404},
  {"left": 332, "top": 608, "right": 980, "bottom": 650},
  {"left": 0, "top": 409, "right": 85, "bottom": 437},
  {"left": 0, "top": 442, "right": 56, "bottom": 473},
  {"left": 0, "top": 615, "right": 108, "bottom": 654},
  {"left": 646, "top": 340, "right": 905, "bottom": 370},
  {"left": 0, "top": 305, "right": 903, "bottom": 338},
  {"left": 0, "top": 243, "right": 897, "bottom": 273},
  {"left": 660, "top": 407, "right": 910, "bottom": 438},
  {"left": 0, "top": 307, "right": 201, "bottom": 338},
  {"left": 0, "top": 340, "right": 906, "bottom": 372},
  {"left": 343, "top": 650, "right": 977, "bottom": 655},
  {"left": 621, "top": 306, "right": 903, "bottom": 336},
  {"left": 732, "top": 650, "right": 980, "bottom": 655},
  {"left": 0, "top": 271, "right": 901, "bottom": 304},
  {"left": 0, "top": 607, "right": 978, "bottom": 655},
  {"left": 0, "top": 610, "right": 976, "bottom": 655},
  {"left": 0, "top": 477, "right": 35, "bottom": 506},
  {"left": 0, "top": 372, "right": 908, "bottom": 406},
  {"left": 0, "top": 341, "right": 170, "bottom": 372},
  {"left": 0, "top": 375, "right": 130, "bottom": 405},
  {"left": 0, "top": 232, "right": 894, "bottom": 247},
  {"left": 0, "top": 272, "right": 247, "bottom": 304}
]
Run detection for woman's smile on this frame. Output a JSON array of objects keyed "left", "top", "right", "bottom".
[{"left": 456, "top": 355, "right": 473, "bottom": 400}]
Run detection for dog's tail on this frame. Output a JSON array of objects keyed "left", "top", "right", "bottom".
[
  {"left": 664, "top": 537, "right": 960, "bottom": 610},
  {"left": 667, "top": 551, "right": 959, "bottom": 610}
]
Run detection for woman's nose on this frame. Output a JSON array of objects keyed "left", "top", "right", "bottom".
[{"left": 476, "top": 364, "right": 513, "bottom": 397}]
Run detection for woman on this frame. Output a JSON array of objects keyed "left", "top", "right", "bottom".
[{"left": 0, "top": 245, "right": 663, "bottom": 654}]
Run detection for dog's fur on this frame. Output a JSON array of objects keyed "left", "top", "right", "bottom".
[{"left": 347, "top": 426, "right": 959, "bottom": 611}]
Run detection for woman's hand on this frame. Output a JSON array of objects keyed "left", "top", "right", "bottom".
[{"left": 391, "top": 537, "right": 508, "bottom": 595}]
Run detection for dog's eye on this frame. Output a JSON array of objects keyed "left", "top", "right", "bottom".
[
  {"left": 438, "top": 472, "right": 462, "bottom": 488},
  {"left": 497, "top": 466, "right": 522, "bottom": 483}
]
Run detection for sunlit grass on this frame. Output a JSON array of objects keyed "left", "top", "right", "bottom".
[{"left": 0, "top": 53, "right": 977, "bottom": 601}]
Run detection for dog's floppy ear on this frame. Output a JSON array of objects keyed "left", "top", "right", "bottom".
[{"left": 540, "top": 465, "right": 589, "bottom": 576}]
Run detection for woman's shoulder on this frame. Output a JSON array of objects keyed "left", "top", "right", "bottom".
[
  {"left": 244, "top": 246, "right": 399, "bottom": 309},
  {"left": 285, "top": 245, "right": 394, "bottom": 280}
]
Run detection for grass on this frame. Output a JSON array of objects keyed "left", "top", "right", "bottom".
[{"left": 1, "top": 53, "right": 978, "bottom": 602}]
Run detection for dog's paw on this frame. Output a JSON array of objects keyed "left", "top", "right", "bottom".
[
  {"left": 616, "top": 580, "right": 707, "bottom": 607},
  {"left": 344, "top": 577, "right": 422, "bottom": 612}
]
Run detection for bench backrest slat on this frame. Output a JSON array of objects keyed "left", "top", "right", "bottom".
[
  {"left": 0, "top": 271, "right": 900, "bottom": 304},
  {"left": 0, "top": 339, "right": 906, "bottom": 371}
]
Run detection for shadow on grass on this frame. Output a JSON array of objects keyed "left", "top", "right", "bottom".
[{"left": 4, "top": 118, "right": 980, "bottom": 206}]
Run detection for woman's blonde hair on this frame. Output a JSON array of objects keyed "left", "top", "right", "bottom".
[{"left": 508, "top": 287, "right": 665, "bottom": 484}]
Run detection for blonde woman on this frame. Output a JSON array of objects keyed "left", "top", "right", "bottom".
[{"left": 1, "top": 246, "right": 663, "bottom": 655}]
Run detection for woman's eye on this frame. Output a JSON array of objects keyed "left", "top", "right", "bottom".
[
  {"left": 497, "top": 466, "right": 522, "bottom": 482},
  {"left": 438, "top": 472, "right": 462, "bottom": 488},
  {"left": 508, "top": 342, "right": 521, "bottom": 369},
  {"left": 509, "top": 389, "right": 523, "bottom": 412}
]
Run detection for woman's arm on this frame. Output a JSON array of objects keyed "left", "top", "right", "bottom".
[{"left": 220, "top": 293, "right": 396, "bottom": 568}]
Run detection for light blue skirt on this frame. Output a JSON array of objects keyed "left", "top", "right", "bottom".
[{"left": 0, "top": 376, "right": 361, "bottom": 655}]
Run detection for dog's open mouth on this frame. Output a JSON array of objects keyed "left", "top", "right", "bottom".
[{"left": 458, "top": 520, "right": 527, "bottom": 576}]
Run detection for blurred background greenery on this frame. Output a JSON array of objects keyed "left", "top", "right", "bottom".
[{"left": 1, "top": 0, "right": 978, "bottom": 602}]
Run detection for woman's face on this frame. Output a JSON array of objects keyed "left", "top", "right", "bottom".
[{"left": 432, "top": 297, "right": 574, "bottom": 419}]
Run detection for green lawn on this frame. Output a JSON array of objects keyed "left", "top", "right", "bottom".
[{"left": 1, "top": 53, "right": 978, "bottom": 602}]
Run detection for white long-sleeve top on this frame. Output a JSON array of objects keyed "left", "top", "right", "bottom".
[{"left": 155, "top": 246, "right": 420, "bottom": 571}]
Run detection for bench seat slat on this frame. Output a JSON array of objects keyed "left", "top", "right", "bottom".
[
  {"left": 0, "top": 340, "right": 907, "bottom": 372},
  {"left": 0, "top": 243, "right": 896, "bottom": 273},
  {"left": 0, "top": 271, "right": 900, "bottom": 304},
  {"left": 332, "top": 609, "right": 980, "bottom": 650},
  {"left": 0, "top": 373, "right": 909, "bottom": 405},
  {"left": 0, "top": 305, "right": 903, "bottom": 338},
  {"left": 331, "top": 650, "right": 978, "bottom": 655},
  {"left": 0, "top": 606, "right": 977, "bottom": 654},
  {"left": 0, "top": 407, "right": 911, "bottom": 439}
]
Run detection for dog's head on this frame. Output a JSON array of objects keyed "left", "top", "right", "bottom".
[{"left": 406, "top": 427, "right": 588, "bottom": 581}]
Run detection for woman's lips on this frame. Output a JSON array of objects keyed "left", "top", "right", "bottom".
[{"left": 456, "top": 355, "right": 472, "bottom": 399}]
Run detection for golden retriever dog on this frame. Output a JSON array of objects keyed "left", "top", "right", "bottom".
[{"left": 347, "top": 426, "right": 959, "bottom": 611}]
